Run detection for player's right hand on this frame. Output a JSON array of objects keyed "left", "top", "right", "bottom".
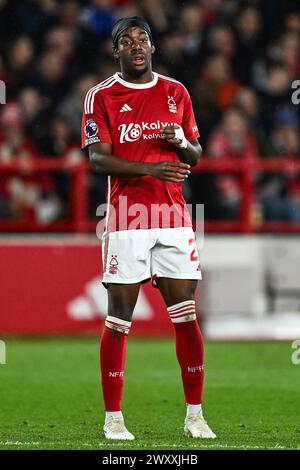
[{"left": 147, "top": 161, "right": 191, "bottom": 183}]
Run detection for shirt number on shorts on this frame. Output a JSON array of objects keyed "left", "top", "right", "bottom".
[{"left": 188, "top": 238, "right": 198, "bottom": 262}]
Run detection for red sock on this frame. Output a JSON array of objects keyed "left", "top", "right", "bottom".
[
  {"left": 168, "top": 301, "right": 204, "bottom": 405},
  {"left": 100, "top": 316, "right": 131, "bottom": 412}
]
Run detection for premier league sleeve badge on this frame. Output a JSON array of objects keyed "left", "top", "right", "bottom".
[{"left": 85, "top": 119, "right": 100, "bottom": 145}]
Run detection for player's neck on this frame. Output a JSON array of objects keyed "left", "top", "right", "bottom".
[{"left": 119, "top": 69, "right": 154, "bottom": 84}]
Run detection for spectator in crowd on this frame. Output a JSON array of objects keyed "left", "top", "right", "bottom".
[
  {"left": 140, "top": 0, "right": 170, "bottom": 35},
  {"left": 233, "top": 87, "right": 262, "bottom": 133},
  {"left": 234, "top": 5, "right": 263, "bottom": 84},
  {"left": 199, "top": 54, "right": 241, "bottom": 112},
  {"left": 190, "top": 55, "right": 234, "bottom": 147},
  {"left": 158, "top": 32, "right": 186, "bottom": 83},
  {"left": 0, "top": 102, "right": 61, "bottom": 222},
  {"left": 254, "top": 62, "right": 295, "bottom": 135},
  {"left": 44, "top": 26, "right": 75, "bottom": 61},
  {"left": 30, "top": 51, "right": 71, "bottom": 107},
  {"left": 6, "top": 36, "right": 36, "bottom": 96},
  {"left": 207, "top": 108, "right": 258, "bottom": 219},
  {"left": 79, "top": 0, "right": 116, "bottom": 39},
  {"left": 18, "top": 87, "right": 47, "bottom": 143},
  {"left": 284, "top": 10, "right": 300, "bottom": 34},
  {"left": 258, "top": 108, "right": 300, "bottom": 222},
  {"left": 271, "top": 120, "right": 300, "bottom": 158},
  {"left": 59, "top": 74, "right": 98, "bottom": 140},
  {"left": 180, "top": 3, "right": 204, "bottom": 59},
  {"left": 0, "top": 102, "right": 37, "bottom": 162},
  {"left": 44, "top": 115, "right": 82, "bottom": 160},
  {"left": 233, "top": 87, "right": 275, "bottom": 156},
  {"left": 58, "top": 0, "right": 81, "bottom": 30},
  {"left": 277, "top": 32, "right": 300, "bottom": 78},
  {"left": 207, "top": 108, "right": 258, "bottom": 162},
  {"left": 206, "top": 25, "right": 237, "bottom": 64}
]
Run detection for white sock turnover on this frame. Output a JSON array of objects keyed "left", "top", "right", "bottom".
[{"left": 186, "top": 404, "right": 202, "bottom": 416}]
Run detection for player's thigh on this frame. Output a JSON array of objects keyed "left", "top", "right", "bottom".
[
  {"left": 156, "top": 278, "right": 198, "bottom": 307},
  {"left": 107, "top": 282, "right": 141, "bottom": 322}
]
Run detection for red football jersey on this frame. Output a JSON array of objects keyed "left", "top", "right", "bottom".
[{"left": 81, "top": 72, "right": 200, "bottom": 232}]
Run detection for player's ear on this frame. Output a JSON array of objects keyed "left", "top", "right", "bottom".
[
  {"left": 113, "top": 47, "right": 120, "bottom": 63},
  {"left": 151, "top": 44, "right": 155, "bottom": 54}
]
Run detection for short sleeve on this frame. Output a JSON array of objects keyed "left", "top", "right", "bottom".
[
  {"left": 81, "top": 91, "right": 112, "bottom": 149},
  {"left": 181, "top": 87, "right": 200, "bottom": 142}
]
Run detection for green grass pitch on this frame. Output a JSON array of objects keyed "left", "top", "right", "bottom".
[{"left": 0, "top": 338, "right": 299, "bottom": 450}]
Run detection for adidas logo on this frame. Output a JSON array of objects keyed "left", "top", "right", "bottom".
[
  {"left": 120, "top": 103, "right": 132, "bottom": 112},
  {"left": 66, "top": 277, "right": 152, "bottom": 321}
]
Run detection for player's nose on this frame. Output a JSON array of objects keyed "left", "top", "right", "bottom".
[{"left": 131, "top": 40, "right": 143, "bottom": 51}]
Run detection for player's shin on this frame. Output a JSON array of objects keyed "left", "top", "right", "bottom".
[
  {"left": 167, "top": 300, "right": 204, "bottom": 406},
  {"left": 100, "top": 316, "right": 132, "bottom": 413}
]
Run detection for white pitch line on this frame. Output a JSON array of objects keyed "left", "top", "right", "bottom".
[
  {"left": 0, "top": 441, "right": 41, "bottom": 446},
  {"left": 0, "top": 441, "right": 294, "bottom": 450},
  {"left": 96, "top": 443, "right": 289, "bottom": 450}
]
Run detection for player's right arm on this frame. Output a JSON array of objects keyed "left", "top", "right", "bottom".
[{"left": 88, "top": 142, "right": 191, "bottom": 183}]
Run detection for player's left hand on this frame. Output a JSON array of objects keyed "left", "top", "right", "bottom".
[{"left": 161, "top": 125, "right": 188, "bottom": 149}]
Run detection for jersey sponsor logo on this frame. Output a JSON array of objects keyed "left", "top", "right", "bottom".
[
  {"left": 168, "top": 95, "right": 177, "bottom": 113},
  {"left": 192, "top": 125, "right": 198, "bottom": 133},
  {"left": 118, "top": 123, "right": 142, "bottom": 143},
  {"left": 120, "top": 103, "right": 132, "bottom": 112},
  {"left": 85, "top": 119, "right": 98, "bottom": 137},
  {"left": 118, "top": 121, "right": 176, "bottom": 143}
]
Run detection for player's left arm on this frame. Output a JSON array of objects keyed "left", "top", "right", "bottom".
[{"left": 161, "top": 125, "right": 202, "bottom": 167}]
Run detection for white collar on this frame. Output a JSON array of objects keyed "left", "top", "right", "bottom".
[{"left": 114, "top": 72, "right": 158, "bottom": 89}]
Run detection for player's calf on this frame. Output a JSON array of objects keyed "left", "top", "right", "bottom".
[
  {"left": 167, "top": 300, "right": 216, "bottom": 438},
  {"left": 100, "top": 315, "right": 135, "bottom": 440}
]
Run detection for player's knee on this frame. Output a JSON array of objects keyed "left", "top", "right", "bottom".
[
  {"left": 108, "top": 307, "right": 133, "bottom": 323},
  {"left": 167, "top": 300, "right": 196, "bottom": 324}
]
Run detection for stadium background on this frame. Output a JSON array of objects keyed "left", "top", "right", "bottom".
[{"left": 0, "top": 0, "right": 300, "bottom": 451}]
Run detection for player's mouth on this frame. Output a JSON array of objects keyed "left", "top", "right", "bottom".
[{"left": 132, "top": 54, "right": 146, "bottom": 65}]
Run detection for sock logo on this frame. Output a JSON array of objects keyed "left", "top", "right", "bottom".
[
  {"left": 109, "top": 371, "right": 124, "bottom": 378},
  {"left": 187, "top": 365, "right": 204, "bottom": 373}
]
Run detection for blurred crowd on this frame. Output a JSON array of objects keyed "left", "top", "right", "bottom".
[{"left": 0, "top": 0, "right": 299, "bottom": 225}]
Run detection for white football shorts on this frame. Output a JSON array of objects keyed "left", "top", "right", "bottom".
[{"left": 102, "top": 226, "right": 202, "bottom": 286}]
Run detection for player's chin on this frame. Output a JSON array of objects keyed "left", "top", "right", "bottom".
[{"left": 130, "top": 61, "right": 149, "bottom": 74}]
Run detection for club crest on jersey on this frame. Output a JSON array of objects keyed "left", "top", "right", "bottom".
[
  {"left": 85, "top": 119, "right": 98, "bottom": 138},
  {"left": 168, "top": 96, "right": 177, "bottom": 113}
]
